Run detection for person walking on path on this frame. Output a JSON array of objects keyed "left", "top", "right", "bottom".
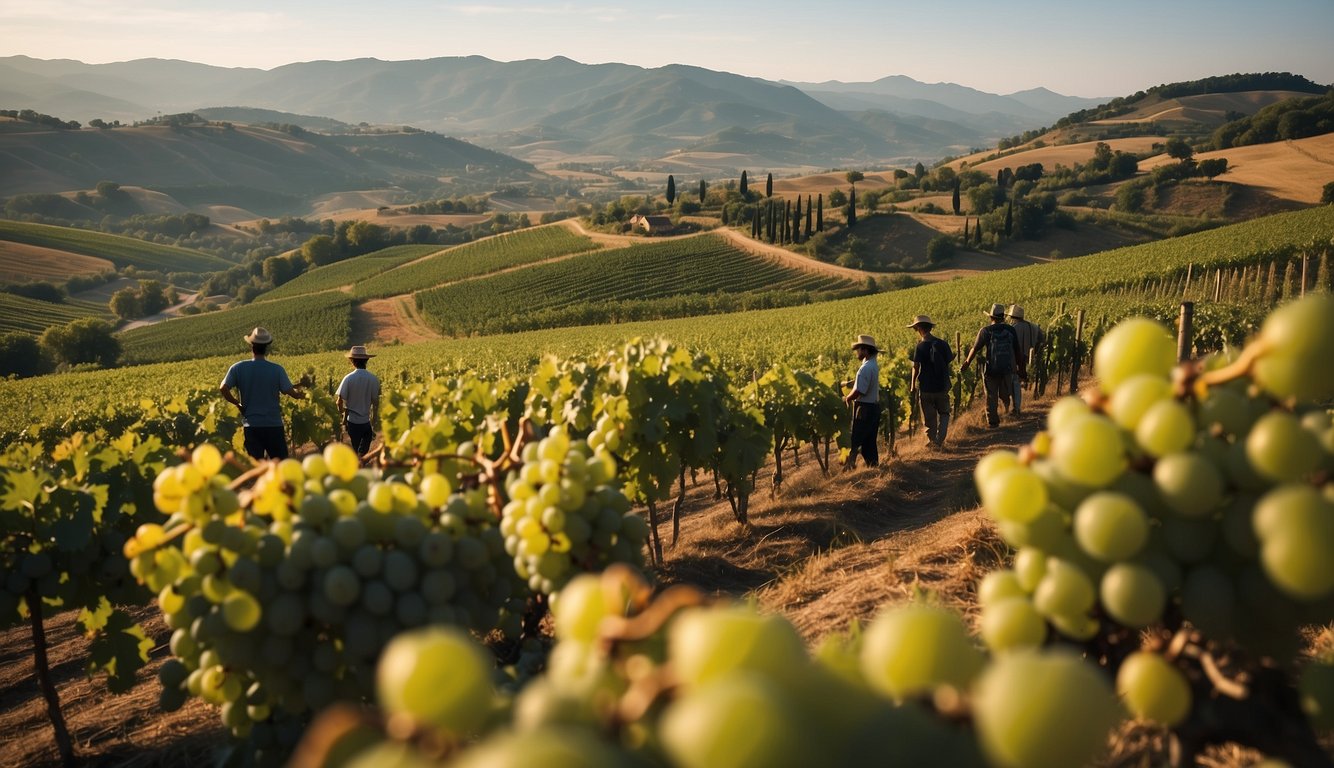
[
  {"left": 842, "top": 334, "right": 882, "bottom": 468},
  {"left": 219, "top": 327, "right": 305, "bottom": 460},
  {"left": 960, "top": 304, "right": 1024, "bottom": 428},
  {"left": 1007, "top": 304, "right": 1044, "bottom": 416},
  {"left": 337, "top": 345, "right": 381, "bottom": 459},
  {"left": 908, "top": 315, "right": 954, "bottom": 448}
]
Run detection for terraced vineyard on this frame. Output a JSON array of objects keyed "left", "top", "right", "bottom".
[
  {"left": 257, "top": 244, "right": 442, "bottom": 302},
  {"left": 0, "top": 219, "right": 234, "bottom": 273},
  {"left": 415, "top": 234, "right": 862, "bottom": 336},
  {"left": 4, "top": 206, "right": 1331, "bottom": 439},
  {"left": 352, "top": 225, "right": 598, "bottom": 300},
  {"left": 0, "top": 293, "right": 108, "bottom": 335},
  {"left": 117, "top": 291, "right": 352, "bottom": 365}
]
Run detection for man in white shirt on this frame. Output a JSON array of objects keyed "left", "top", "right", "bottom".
[
  {"left": 336, "top": 345, "right": 381, "bottom": 458},
  {"left": 843, "top": 334, "right": 881, "bottom": 468}
]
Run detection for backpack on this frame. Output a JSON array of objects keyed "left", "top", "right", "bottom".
[
  {"left": 987, "top": 325, "right": 1016, "bottom": 376},
  {"left": 928, "top": 339, "right": 951, "bottom": 382}
]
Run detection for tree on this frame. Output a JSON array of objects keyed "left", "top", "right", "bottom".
[
  {"left": 828, "top": 188, "right": 847, "bottom": 208},
  {"left": 1165, "top": 136, "right": 1195, "bottom": 163},
  {"left": 952, "top": 180, "right": 961, "bottom": 215},
  {"left": 739, "top": 171, "right": 749, "bottom": 197},
  {"left": 963, "top": 217, "right": 970, "bottom": 242},
  {"left": 792, "top": 197, "right": 802, "bottom": 244},
  {"left": 666, "top": 175, "right": 676, "bottom": 205},
  {"left": 926, "top": 235, "right": 955, "bottom": 266},
  {"left": 766, "top": 173, "right": 774, "bottom": 198},
  {"left": 138, "top": 280, "right": 169, "bottom": 316},
  {"left": 914, "top": 162, "right": 926, "bottom": 180},
  {"left": 109, "top": 288, "right": 140, "bottom": 320},
  {"left": 302, "top": 235, "right": 338, "bottom": 266},
  {"left": 1197, "top": 158, "right": 1228, "bottom": 178},
  {"left": 845, "top": 170, "right": 864, "bottom": 200},
  {"left": 846, "top": 187, "right": 857, "bottom": 227},
  {"left": 1004, "top": 200, "right": 1014, "bottom": 237},
  {"left": 40, "top": 318, "right": 120, "bottom": 368},
  {"left": 816, "top": 194, "right": 824, "bottom": 232},
  {"left": 1323, "top": 181, "right": 1334, "bottom": 204},
  {"left": 805, "top": 195, "right": 813, "bottom": 238},
  {"left": 0, "top": 332, "right": 48, "bottom": 378},
  {"left": 699, "top": 179, "right": 707, "bottom": 203}
]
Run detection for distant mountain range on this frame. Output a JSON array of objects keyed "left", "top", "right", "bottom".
[{"left": 0, "top": 55, "right": 1112, "bottom": 168}]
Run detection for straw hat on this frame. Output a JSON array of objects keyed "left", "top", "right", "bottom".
[
  {"left": 906, "top": 315, "right": 935, "bottom": 329},
  {"left": 244, "top": 327, "right": 273, "bottom": 345},
  {"left": 1007, "top": 304, "right": 1026, "bottom": 319},
  {"left": 984, "top": 303, "right": 1006, "bottom": 318},
  {"left": 850, "top": 334, "right": 882, "bottom": 352},
  {"left": 346, "top": 345, "right": 375, "bottom": 360}
]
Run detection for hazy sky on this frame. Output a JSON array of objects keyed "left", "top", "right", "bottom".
[{"left": 2, "top": 0, "right": 1331, "bottom": 97}]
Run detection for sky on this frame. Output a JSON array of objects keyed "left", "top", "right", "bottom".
[{"left": 1, "top": 0, "right": 1331, "bottom": 97}]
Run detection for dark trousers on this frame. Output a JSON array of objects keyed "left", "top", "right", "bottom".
[
  {"left": 984, "top": 372, "right": 1010, "bottom": 427},
  {"left": 346, "top": 421, "right": 374, "bottom": 457},
  {"left": 848, "top": 401, "right": 880, "bottom": 467},
  {"left": 243, "top": 426, "right": 288, "bottom": 460},
  {"left": 918, "top": 390, "right": 951, "bottom": 446}
]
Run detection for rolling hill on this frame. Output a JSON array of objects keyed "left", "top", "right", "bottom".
[{"left": 0, "top": 55, "right": 1109, "bottom": 168}]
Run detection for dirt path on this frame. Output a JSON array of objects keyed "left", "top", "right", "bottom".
[{"left": 350, "top": 296, "right": 440, "bottom": 345}]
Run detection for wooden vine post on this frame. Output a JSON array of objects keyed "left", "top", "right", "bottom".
[
  {"left": 27, "top": 589, "right": 75, "bottom": 767},
  {"left": 1177, "top": 302, "right": 1195, "bottom": 363}
]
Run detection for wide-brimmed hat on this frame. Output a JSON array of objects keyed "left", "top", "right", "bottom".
[
  {"left": 984, "top": 303, "right": 1006, "bottom": 318},
  {"left": 906, "top": 315, "right": 935, "bottom": 329},
  {"left": 244, "top": 327, "right": 273, "bottom": 345},
  {"left": 346, "top": 345, "right": 376, "bottom": 360},
  {"left": 851, "top": 334, "right": 882, "bottom": 352},
  {"left": 1007, "top": 304, "right": 1025, "bottom": 319}
]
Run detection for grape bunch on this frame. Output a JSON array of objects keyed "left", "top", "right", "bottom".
[
  {"left": 126, "top": 442, "right": 527, "bottom": 757},
  {"left": 974, "top": 294, "right": 1334, "bottom": 761},
  {"left": 500, "top": 426, "right": 648, "bottom": 595},
  {"left": 297, "top": 566, "right": 1142, "bottom": 768}
]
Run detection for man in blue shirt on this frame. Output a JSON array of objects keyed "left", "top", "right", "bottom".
[
  {"left": 336, "top": 345, "right": 381, "bottom": 459},
  {"left": 219, "top": 327, "right": 305, "bottom": 460},
  {"left": 843, "top": 334, "right": 881, "bottom": 468}
]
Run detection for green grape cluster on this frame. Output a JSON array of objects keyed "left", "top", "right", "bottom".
[
  {"left": 975, "top": 294, "right": 1334, "bottom": 749},
  {"left": 299, "top": 568, "right": 1139, "bottom": 768},
  {"left": 127, "top": 442, "right": 527, "bottom": 754},
  {"left": 500, "top": 426, "right": 647, "bottom": 595}
]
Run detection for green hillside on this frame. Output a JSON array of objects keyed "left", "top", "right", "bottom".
[
  {"left": 0, "top": 293, "right": 108, "bottom": 335},
  {"left": 258, "top": 244, "right": 441, "bottom": 302},
  {"left": 352, "top": 226, "right": 598, "bottom": 300},
  {"left": 118, "top": 291, "right": 351, "bottom": 365},
  {"left": 0, "top": 219, "right": 233, "bottom": 273},
  {"left": 415, "top": 234, "right": 861, "bottom": 336}
]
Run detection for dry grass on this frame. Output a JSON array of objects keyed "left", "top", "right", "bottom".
[
  {"left": 947, "top": 137, "right": 1165, "bottom": 174},
  {"left": 1139, "top": 133, "right": 1334, "bottom": 204},
  {"left": 1092, "top": 91, "right": 1312, "bottom": 126},
  {"left": 0, "top": 241, "right": 113, "bottom": 283}
]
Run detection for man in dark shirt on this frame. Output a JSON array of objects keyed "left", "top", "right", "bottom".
[
  {"left": 960, "top": 304, "right": 1025, "bottom": 428},
  {"left": 219, "top": 327, "right": 305, "bottom": 459},
  {"left": 908, "top": 315, "right": 954, "bottom": 448}
]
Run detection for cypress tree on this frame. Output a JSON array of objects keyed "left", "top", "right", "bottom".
[
  {"left": 817, "top": 194, "right": 824, "bottom": 232},
  {"left": 666, "top": 175, "right": 676, "bottom": 206},
  {"left": 784, "top": 200, "right": 791, "bottom": 243},
  {"left": 768, "top": 200, "right": 776, "bottom": 242},
  {"left": 805, "top": 195, "right": 813, "bottom": 238},
  {"left": 699, "top": 179, "right": 707, "bottom": 203},
  {"left": 997, "top": 169, "right": 1005, "bottom": 188},
  {"left": 1004, "top": 200, "right": 1014, "bottom": 237},
  {"left": 847, "top": 188, "right": 857, "bottom": 227},
  {"left": 740, "top": 171, "right": 749, "bottom": 197},
  {"left": 915, "top": 162, "right": 926, "bottom": 180},
  {"left": 952, "top": 180, "right": 961, "bottom": 215},
  {"left": 792, "top": 197, "right": 801, "bottom": 244},
  {"left": 975, "top": 220, "right": 983, "bottom": 246},
  {"left": 766, "top": 173, "right": 774, "bottom": 198},
  {"left": 963, "top": 217, "right": 970, "bottom": 242}
]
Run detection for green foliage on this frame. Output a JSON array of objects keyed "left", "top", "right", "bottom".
[
  {"left": 40, "top": 317, "right": 121, "bottom": 368},
  {"left": 1324, "top": 181, "right": 1334, "bottom": 205},
  {"left": 926, "top": 235, "right": 956, "bottom": 266},
  {"left": 1212, "top": 91, "right": 1334, "bottom": 149},
  {"left": 0, "top": 332, "right": 49, "bottom": 377}
]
